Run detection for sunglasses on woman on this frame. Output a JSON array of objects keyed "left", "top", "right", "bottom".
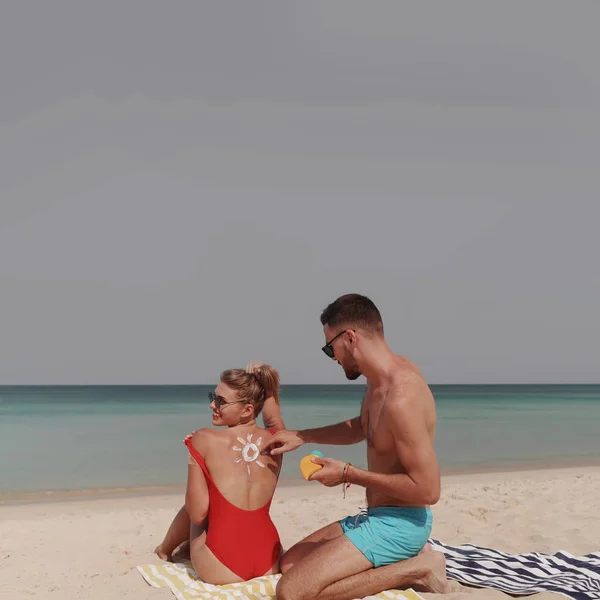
[{"left": 208, "top": 391, "right": 249, "bottom": 410}]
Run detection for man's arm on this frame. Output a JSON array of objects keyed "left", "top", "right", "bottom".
[
  {"left": 346, "top": 400, "right": 440, "bottom": 506},
  {"left": 300, "top": 417, "right": 365, "bottom": 445},
  {"left": 262, "top": 416, "right": 364, "bottom": 455}
]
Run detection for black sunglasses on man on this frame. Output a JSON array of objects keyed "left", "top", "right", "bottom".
[{"left": 321, "top": 330, "right": 350, "bottom": 358}]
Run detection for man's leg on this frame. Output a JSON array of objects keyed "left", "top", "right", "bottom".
[
  {"left": 312, "top": 545, "right": 449, "bottom": 600},
  {"left": 280, "top": 522, "right": 345, "bottom": 573},
  {"left": 277, "top": 530, "right": 372, "bottom": 600},
  {"left": 277, "top": 539, "right": 449, "bottom": 600}
]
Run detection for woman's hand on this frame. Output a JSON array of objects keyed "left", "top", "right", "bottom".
[
  {"left": 246, "top": 361, "right": 286, "bottom": 429},
  {"left": 245, "top": 361, "right": 265, "bottom": 374}
]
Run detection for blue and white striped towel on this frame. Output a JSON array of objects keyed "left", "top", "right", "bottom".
[{"left": 430, "top": 539, "right": 600, "bottom": 600}]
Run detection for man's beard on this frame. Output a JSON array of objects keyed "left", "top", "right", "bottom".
[
  {"left": 345, "top": 369, "right": 361, "bottom": 380},
  {"left": 342, "top": 357, "right": 361, "bottom": 381}
]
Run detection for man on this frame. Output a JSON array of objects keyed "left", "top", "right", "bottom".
[{"left": 262, "top": 294, "right": 449, "bottom": 600}]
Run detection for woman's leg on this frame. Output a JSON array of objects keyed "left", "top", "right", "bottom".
[
  {"left": 189, "top": 521, "right": 245, "bottom": 585},
  {"left": 261, "top": 547, "right": 282, "bottom": 577},
  {"left": 155, "top": 504, "right": 194, "bottom": 560}
]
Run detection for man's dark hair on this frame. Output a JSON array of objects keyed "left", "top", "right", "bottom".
[{"left": 320, "top": 294, "right": 384, "bottom": 334}]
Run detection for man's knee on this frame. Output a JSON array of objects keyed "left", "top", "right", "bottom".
[
  {"left": 275, "top": 574, "right": 292, "bottom": 600},
  {"left": 280, "top": 552, "right": 294, "bottom": 574},
  {"left": 276, "top": 572, "right": 311, "bottom": 600},
  {"left": 279, "top": 541, "right": 317, "bottom": 574}
]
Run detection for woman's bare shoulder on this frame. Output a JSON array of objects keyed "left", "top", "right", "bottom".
[{"left": 190, "top": 428, "right": 228, "bottom": 452}]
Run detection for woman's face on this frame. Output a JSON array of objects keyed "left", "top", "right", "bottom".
[{"left": 209, "top": 382, "right": 252, "bottom": 427}]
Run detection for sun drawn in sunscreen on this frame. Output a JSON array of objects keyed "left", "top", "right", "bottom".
[{"left": 233, "top": 433, "right": 265, "bottom": 475}]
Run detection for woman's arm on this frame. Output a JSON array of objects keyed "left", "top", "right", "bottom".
[
  {"left": 245, "top": 361, "right": 286, "bottom": 430},
  {"left": 261, "top": 395, "right": 286, "bottom": 430},
  {"left": 185, "top": 438, "right": 209, "bottom": 524}
]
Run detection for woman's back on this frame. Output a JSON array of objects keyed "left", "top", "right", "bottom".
[{"left": 189, "top": 424, "right": 281, "bottom": 510}]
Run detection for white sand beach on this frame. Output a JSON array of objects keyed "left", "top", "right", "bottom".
[{"left": 1, "top": 466, "right": 599, "bottom": 600}]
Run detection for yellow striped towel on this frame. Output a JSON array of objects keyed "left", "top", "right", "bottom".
[{"left": 136, "top": 561, "right": 424, "bottom": 600}]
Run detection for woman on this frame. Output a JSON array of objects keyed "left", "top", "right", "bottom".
[{"left": 155, "top": 362, "right": 285, "bottom": 584}]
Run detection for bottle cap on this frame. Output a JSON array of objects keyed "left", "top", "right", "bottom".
[{"left": 310, "top": 450, "right": 324, "bottom": 457}]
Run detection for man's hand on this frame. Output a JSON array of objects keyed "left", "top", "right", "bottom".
[
  {"left": 261, "top": 429, "right": 305, "bottom": 456},
  {"left": 308, "top": 456, "right": 346, "bottom": 487}
]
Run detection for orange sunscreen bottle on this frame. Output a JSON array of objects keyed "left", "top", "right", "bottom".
[{"left": 300, "top": 450, "right": 324, "bottom": 480}]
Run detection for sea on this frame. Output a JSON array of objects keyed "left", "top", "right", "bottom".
[{"left": 1, "top": 384, "right": 599, "bottom": 497}]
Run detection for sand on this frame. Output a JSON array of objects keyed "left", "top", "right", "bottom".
[{"left": 1, "top": 466, "right": 599, "bottom": 600}]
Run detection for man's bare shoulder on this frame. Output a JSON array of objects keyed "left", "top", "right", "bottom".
[
  {"left": 391, "top": 355, "right": 430, "bottom": 390},
  {"left": 392, "top": 354, "right": 426, "bottom": 379},
  {"left": 384, "top": 358, "right": 432, "bottom": 410},
  {"left": 385, "top": 358, "right": 437, "bottom": 434},
  {"left": 383, "top": 390, "right": 413, "bottom": 419},
  {"left": 382, "top": 386, "right": 432, "bottom": 441}
]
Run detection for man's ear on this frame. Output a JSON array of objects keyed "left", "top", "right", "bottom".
[{"left": 346, "top": 329, "right": 358, "bottom": 346}]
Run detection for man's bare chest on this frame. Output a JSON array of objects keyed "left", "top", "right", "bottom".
[{"left": 360, "top": 395, "right": 394, "bottom": 451}]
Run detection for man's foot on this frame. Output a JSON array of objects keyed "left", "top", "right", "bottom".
[
  {"left": 418, "top": 542, "right": 433, "bottom": 556},
  {"left": 414, "top": 548, "right": 450, "bottom": 593},
  {"left": 154, "top": 544, "right": 170, "bottom": 561}
]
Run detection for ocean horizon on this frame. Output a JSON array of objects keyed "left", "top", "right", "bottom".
[{"left": 1, "top": 384, "right": 599, "bottom": 496}]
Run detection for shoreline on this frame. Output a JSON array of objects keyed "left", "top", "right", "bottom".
[{"left": 3, "top": 456, "right": 600, "bottom": 506}]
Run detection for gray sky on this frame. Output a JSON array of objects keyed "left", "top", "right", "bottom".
[{"left": 1, "top": 1, "right": 599, "bottom": 385}]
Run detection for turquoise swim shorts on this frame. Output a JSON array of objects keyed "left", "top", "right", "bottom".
[{"left": 339, "top": 506, "right": 433, "bottom": 567}]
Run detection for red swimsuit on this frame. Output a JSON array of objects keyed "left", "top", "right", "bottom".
[{"left": 185, "top": 432, "right": 281, "bottom": 581}]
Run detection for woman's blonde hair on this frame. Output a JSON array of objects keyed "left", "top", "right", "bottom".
[{"left": 220, "top": 364, "right": 280, "bottom": 417}]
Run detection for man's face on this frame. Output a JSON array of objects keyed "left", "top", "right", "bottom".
[{"left": 323, "top": 324, "right": 361, "bottom": 381}]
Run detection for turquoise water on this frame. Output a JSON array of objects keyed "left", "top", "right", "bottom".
[{"left": 1, "top": 385, "right": 599, "bottom": 494}]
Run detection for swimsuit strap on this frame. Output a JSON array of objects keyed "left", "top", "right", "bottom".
[{"left": 184, "top": 438, "right": 212, "bottom": 482}]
